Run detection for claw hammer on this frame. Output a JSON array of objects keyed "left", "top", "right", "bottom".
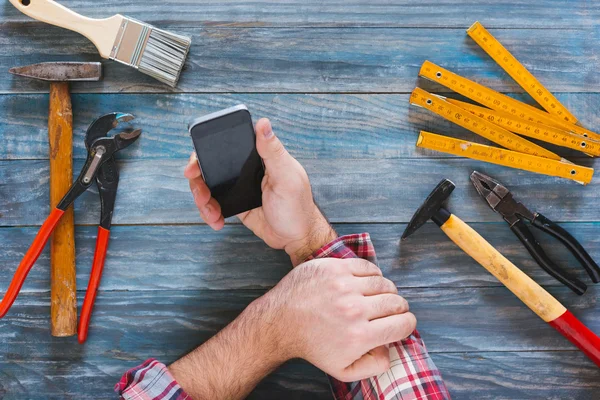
[
  {"left": 9, "top": 62, "right": 102, "bottom": 337},
  {"left": 402, "top": 179, "right": 600, "bottom": 367}
]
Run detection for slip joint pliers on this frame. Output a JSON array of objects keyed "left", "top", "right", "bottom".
[{"left": 470, "top": 171, "right": 600, "bottom": 295}]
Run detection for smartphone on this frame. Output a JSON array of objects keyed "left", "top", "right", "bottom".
[{"left": 189, "top": 105, "right": 264, "bottom": 218}]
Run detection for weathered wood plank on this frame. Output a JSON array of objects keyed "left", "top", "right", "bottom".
[
  {"left": 1, "top": 158, "right": 598, "bottom": 226},
  {"left": 435, "top": 351, "right": 600, "bottom": 400},
  {"left": 2, "top": 351, "right": 600, "bottom": 400},
  {"left": 2, "top": 92, "right": 599, "bottom": 161},
  {"left": 0, "top": 358, "right": 331, "bottom": 400},
  {"left": 0, "top": 288, "right": 598, "bottom": 399},
  {"left": 0, "top": 26, "right": 597, "bottom": 93},
  {"left": 1, "top": 1, "right": 597, "bottom": 28},
  {"left": 0, "top": 288, "right": 598, "bottom": 357},
  {"left": 2, "top": 223, "right": 600, "bottom": 292}
]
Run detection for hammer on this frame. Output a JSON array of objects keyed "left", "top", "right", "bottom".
[
  {"left": 402, "top": 179, "right": 600, "bottom": 367},
  {"left": 10, "top": 62, "right": 102, "bottom": 337}
]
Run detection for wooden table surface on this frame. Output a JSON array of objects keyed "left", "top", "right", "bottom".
[{"left": 1, "top": 1, "right": 600, "bottom": 398}]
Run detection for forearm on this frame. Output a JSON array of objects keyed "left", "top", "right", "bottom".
[{"left": 168, "top": 297, "right": 286, "bottom": 400}]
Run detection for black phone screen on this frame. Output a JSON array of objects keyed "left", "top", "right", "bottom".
[{"left": 190, "top": 107, "right": 264, "bottom": 218}]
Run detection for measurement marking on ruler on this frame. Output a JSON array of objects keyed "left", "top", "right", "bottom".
[
  {"left": 410, "top": 87, "right": 561, "bottom": 160},
  {"left": 419, "top": 61, "right": 600, "bottom": 142},
  {"left": 446, "top": 98, "right": 600, "bottom": 156},
  {"left": 467, "top": 21, "right": 577, "bottom": 124},
  {"left": 416, "top": 131, "right": 594, "bottom": 184}
]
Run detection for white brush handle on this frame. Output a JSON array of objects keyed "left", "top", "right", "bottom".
[{"left": 9, "top": 0, "right": 124, "bottom": 58}]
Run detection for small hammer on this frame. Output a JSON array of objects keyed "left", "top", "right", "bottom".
[
  {"left": 402, "top": 179, "right": 600, "bottom": 367},
  {"left": 10, "top": 62, "right": 102, "bottom": 337}
]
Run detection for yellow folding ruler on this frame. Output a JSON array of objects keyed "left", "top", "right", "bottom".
[
  {"left": 417, "top": 131, "right": 594, "bottom": 184},
  {"left": 419, "top": 61, "right": 600, "bottom": 142},
  {"left": 467, "top": 21, "right": 577, "bottom": 124},
  {"left": 410, "top": 87, "right": 561, "bottom": 160},
  {"left": 446, "top": 98, "right": 600, "bottom": 157}
]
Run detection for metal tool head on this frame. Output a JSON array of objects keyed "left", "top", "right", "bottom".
[
  {"left": 85, "top": 113, "right": 137, "bottom": 149},
  {"left": 402, "top": 179, "right": 455, "bottom": 240},
  {"left": 470, "top": 171, "right": 509, "bottom": 210},
  {"left": 9, "top": 62, "right": 102, "bottom": 82},
  {"left": 80, "top": 113, "right": 141, "bottom": 186},
  {"left": 470, "top": 171, "right": 534, "bottom": 225}
]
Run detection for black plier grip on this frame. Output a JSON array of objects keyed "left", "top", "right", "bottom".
[
  {"left": 532, "top": 213, "right": 600, "bottom": 284},
  {"left": 510, "top": 218, "right": 587, "bottom": 295}
]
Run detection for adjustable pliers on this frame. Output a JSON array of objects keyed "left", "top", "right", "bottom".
[
  {"left": 470, "top": 171, "right": 600, "bottom": 295},
  {"left": 0, "top": 113, "right": 141, "bottom": 342}
]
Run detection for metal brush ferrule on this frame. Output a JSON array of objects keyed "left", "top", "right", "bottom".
[{"left": 110, "top": 18, "right": 152, "bottom": 68}]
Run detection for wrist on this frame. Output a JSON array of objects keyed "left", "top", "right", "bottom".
[
  {"left": 285, "top": 209, "right": 337, "bottom": 266},
  {"left": 245, "top": 295, "right": 294, "bottom": 365}
]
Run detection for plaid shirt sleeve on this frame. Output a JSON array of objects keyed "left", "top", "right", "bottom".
[
  {"left": 306, "top": 233, "right": 451, "bottom": 400},
  {"left": 115, "top": 359, "right": 190, "bottom": 400},
  {"left": 116, "top": 234, "right": 450, "bottom": 400}
]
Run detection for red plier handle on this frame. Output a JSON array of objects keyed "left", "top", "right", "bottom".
[
  {"left": 0, "top": 208, "right": 65, "bottom": 317},
  {"left": 77, "top": 227, "right": 110, "bottom": 344}
]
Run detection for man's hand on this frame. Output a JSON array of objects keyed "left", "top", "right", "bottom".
[
  {"left": 262, "top": 257, "right": 416, "bottom": 382},
  {"left": 184, "top": 118, "right": 336, "bottom": 265},
  {"left": 169, "top": 258, "right": 415, "bottom": 398}
]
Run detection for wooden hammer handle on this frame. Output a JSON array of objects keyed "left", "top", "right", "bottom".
[
  {"left": 439, "top": 213, "right": 600, "bottom": 367},
  {"left": 440, "top": 213, "right": 565, "bottom": 321},
  {"left": 48, "top": 82, "right": 77, "bottom": 337}
]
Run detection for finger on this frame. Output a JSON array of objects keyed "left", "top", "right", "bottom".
[
  {"left": 189, "top": 178, "right": 212, "bottom": 211},
  {"left": 200, "top": 198, "right": 224, "bottom": 227},
  {"left": 345, "top": 259, "right": 382, "bottom": 277},
  {"left": 364, "top": 294, "right": 409, "bottom": 321},
  {"left": 339, "top": 346, "right": 390, "bottom": 382},
  {"left": 369, "top": 312, "right": 417, "bottom": 347},
  {"left": 357, "top": 276, "right": 398, "bottom": 296},
  {"left": 254, "top": 118, "right": 291, "bottom": 170},
  {"left": 184, "top": 153, "right": 202, "bottom": 179}
]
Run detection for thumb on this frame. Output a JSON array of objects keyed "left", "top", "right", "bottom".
[
  {"left": 255, "top": 118, "right": 291, "bottom": 170},
  {"left": 340, "top": 346, "right": 391, "bottom": 382}
]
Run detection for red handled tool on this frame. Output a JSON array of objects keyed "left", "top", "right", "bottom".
[{"left": 0, "top": 113, "right": 141, "bottom": 344}]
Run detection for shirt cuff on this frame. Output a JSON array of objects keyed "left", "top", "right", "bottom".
[
  {"left": 306, "top": 233, "right": 377, "bottom": 263},
  {"left": 115, "top": 358, "right": 190, "bottom": 400}
]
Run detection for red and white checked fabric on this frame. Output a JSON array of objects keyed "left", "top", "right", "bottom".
[
  {"left": 307, "top": 233, "right": 451, "bottom": 400},
  {"left": 116, "top": 359, "right": 189, "bottom": 400},
  {"left": 116, "top": 234, "right": 450, "bottom": 400}
]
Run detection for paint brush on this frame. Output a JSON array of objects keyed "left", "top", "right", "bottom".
[{"left": 9, "top": 0, "right": 191, "bottom": 87}]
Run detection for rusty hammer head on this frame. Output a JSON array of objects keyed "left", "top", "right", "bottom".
[
  {"left": 9, "top": 61, "right": 102, "bottom": 82},
  {"left": 401, "top": 179, "right": 455, "bottom": 240}
]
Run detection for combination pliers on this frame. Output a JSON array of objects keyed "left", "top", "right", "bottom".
[
  {"left": 0, "top": 113, "right": 141, "bottom": 342},
  {"left": 470, "top": 171, "right": 600, "bottom": 295}
]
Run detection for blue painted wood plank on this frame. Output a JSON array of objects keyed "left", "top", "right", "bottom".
[
  {"left": 1, "top": 158, "right": 599, "bottom": 226},
  {"left": 2, "top": 92, "right": 599, "bottom": 161},
  {"left": 0, "top": 288, "right": 598, "bottom": 357},
  {"left": 0, "top": 26, "right": 597, "bottom": 93},
  {"left": 1, "top": 1, "right": 598, "bottom": 28},
  {"left": 0, "top": 289, "right": 599, "bottom": 399},
  {"left": 2, "top": 351, "right": 598, "bottom": 399},
  {"left": 1, "top": 223, "right": 600, "bottom": 293},
  {"left": 0, "top": 358, "right": 331, "bottom": 400}
]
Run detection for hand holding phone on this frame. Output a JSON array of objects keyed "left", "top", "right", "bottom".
[{"left": 186, "top": 116, "right": 337, "bottom": 265}]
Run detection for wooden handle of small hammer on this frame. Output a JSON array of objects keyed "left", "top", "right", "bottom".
[
  {"left": 439, "top": 213, "right": 600, "bottom": 367},
  {"left": 48, "top": 82, "right": 77, "bottom": 337}
]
